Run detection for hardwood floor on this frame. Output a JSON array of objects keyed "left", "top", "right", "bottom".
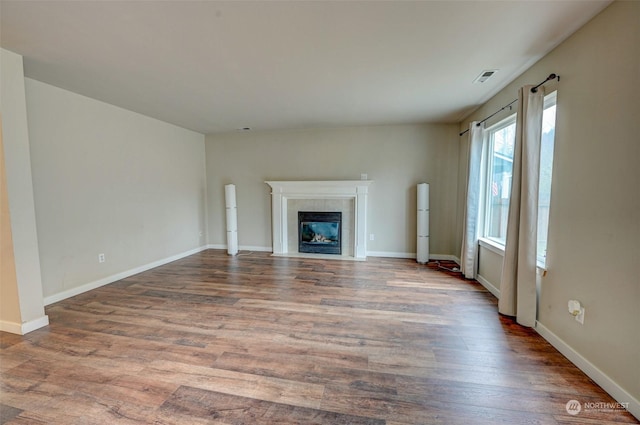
[{"left": 1, "top": 250, "right": 637, "bottom": 424}]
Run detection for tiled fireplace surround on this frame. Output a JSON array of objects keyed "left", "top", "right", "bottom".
[{"left": 265, "top": 181, "right": 373, "bottom": 260}]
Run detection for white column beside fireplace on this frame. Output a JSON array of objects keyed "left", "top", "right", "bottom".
[
  {"left": 265, "top": 180, "right": 373, "bottom": 260},
  {"left": 416, "top": 182, "right": 429, "bottom": 264}
]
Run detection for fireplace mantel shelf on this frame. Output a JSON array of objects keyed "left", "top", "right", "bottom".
[
  {"left": 265, "top": 180, "right": 373, "bottom": 195},
  {"left": 265, "top": 180, "right": 373, "bottom": 260}
]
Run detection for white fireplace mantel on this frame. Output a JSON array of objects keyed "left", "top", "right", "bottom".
[{"left": 265, "top": 180, "right": 373, "bottom": 260}]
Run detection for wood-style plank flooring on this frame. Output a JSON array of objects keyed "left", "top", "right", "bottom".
[{"left": 1, "top": 250, "right": 637, "bottom": 424}]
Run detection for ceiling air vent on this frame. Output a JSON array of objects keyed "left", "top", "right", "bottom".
[{"left": 473, "top": 69, "right": 498, "bottom": 84}]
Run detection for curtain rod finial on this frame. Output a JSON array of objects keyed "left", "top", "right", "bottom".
[{"left": 531, "top": 73, "right": 559, "bottom": 93}]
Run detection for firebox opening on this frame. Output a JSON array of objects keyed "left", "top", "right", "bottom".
[{"left": 298, "top": 211, "right": 342, "bottom": 255}]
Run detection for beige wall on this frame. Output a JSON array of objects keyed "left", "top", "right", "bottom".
[
  {"left": 4, "top": 1, "right": 636, "bottom": 408},
  {"left": 476, "top": 244, "right": 502, "bottom": 295},
  {"left": 0, "top": 49, "right": 47, "bottom": 332},
  {"left": 25, "top": 78, "right": 207, "bottom": 299},
  {"left": 459, "top": 1, "right": 639, "bottom": 406},
  {"left": 205, "top": 124, "right": 459, "bottom": 257},
  {"left": 0, "top": 119, "right": 21, "bottom": 325}
]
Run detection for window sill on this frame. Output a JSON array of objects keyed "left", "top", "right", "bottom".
[
  {"left": 537, "top": 260, "right": 548, "bottom": 274},
  {"left": 478, "top": 238, "right": 548, "bottom": 274},
  {"left": 478, "top": 238, "right": 505, "bottom": 255}
]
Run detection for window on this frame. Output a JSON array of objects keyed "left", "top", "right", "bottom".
[
  {"left": 537, "top": 91, "right": 557, "bottom": 266},
  {"left": 480, "top": 91, "right": 557, "bottom": 267},
  {"left": 483, "top": 115, "right": 516, "bottom": 245}
]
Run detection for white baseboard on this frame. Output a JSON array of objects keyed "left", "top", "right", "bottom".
[
  {"left": 207, "top": 244, "right": 272, "bottom": 252},
  {"left": 238, "top": 245, "right": 272, "bottom": 252},
  {"left": 0, "top": 320, "right": 24, "bottom": 335},
  {"left": 535, "top": 322, "right": 640, "bottom": 420},
  {"left": 476, "top": 274, "right": 500, "bottom": 299},
  {"left": 0, "top": 315, "right": 49, "bottom": 335},
  {"left": 271, "top": 252, "right": 364, "bottom": 262},
  {"left": 43, "top": 246, "right": 209, "bottom": 306},
  {"left": 211, "top": 247, "right": 461, "bottom": 262},
  {"left": 208, "top": 246, "right": 462, "bottom": 263},
  {"left": 367, "top": 251, "right": 415, "bottom": 259},
  {"left": 433, "top": 254, "right": 461, "bottom": 264},
  {"left": 207, "top": 244, "right": 226, "bottom": 250},
  {"left": 367, "top": 252, "right": 460, "bottom": 262}
]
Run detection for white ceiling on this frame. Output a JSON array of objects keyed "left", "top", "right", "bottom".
[{"left": 0, "top": 0, "right": 611, "bottom": 135}]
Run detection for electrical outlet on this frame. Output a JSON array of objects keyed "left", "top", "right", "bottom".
[
  {"left": 98, "top": 253, "right": 105, "bottom": 263},
  {"left": 361, "top": 173, "right": 368, "bottom": 180},
  {"left": 568, "top": 300, "right": 585, "bottom": 324},
  {"left": 369, "top": 234, "right": 375, "bottom": 241}
]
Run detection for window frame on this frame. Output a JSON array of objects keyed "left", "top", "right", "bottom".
[
  {"left": 536, "top": 90, "right": 558, "bottom": 268},
  {"left": 479, "top": 113, "right": 517, "bottom": 247},
  {"left": 477, "top": 91, "right": 558, "bottom": 271}
]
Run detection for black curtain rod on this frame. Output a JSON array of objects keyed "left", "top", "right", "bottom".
[
  {"left": 531, "top": 73, "right": 559, "bottom": 93},
  {"left": 459, "top": 99, "right": 516, "bottom": 136},
  {"left": 459, "top": 73, "right": 559, "bottom": 136}
]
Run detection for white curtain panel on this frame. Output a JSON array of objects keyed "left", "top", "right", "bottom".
[
  {"left": 460, "top": 122, "right": 484, "bottom": 279},
  {"left": 498, "top": 85, "right": 545, "bottom": 327}
]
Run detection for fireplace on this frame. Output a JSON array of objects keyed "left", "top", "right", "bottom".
[
  {"left": 265, "top": 180, "right": 373, "bottom": 260},
  {"left": 298, "top": 211, "right": 342, "bottom": 255}
]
